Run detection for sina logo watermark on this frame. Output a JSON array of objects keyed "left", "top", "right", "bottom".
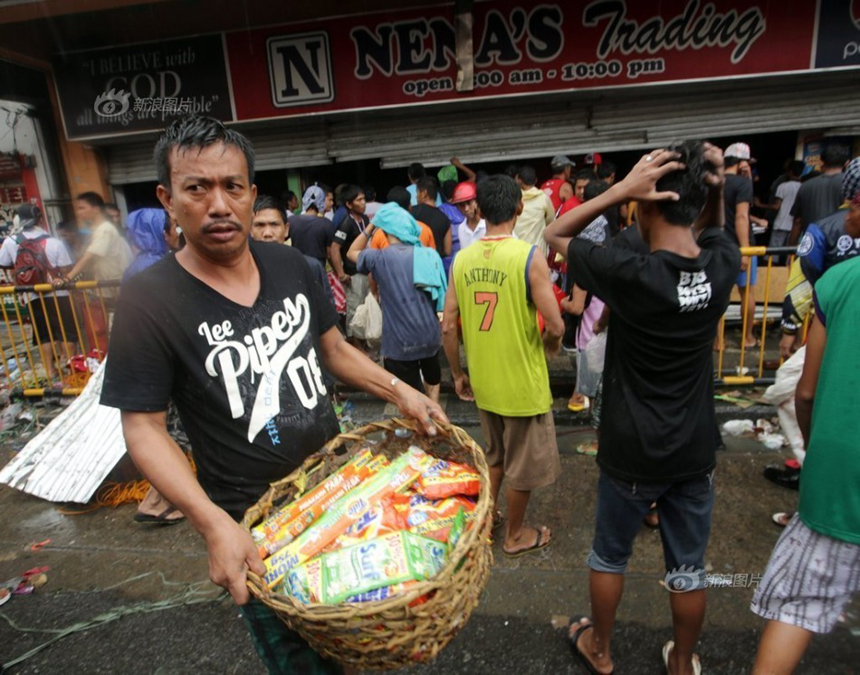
[{"left": 93, "top": 89, "right": 131, "bottom": 117}]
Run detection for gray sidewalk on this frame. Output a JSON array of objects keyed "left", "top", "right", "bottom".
[{"left": 1, "top": 422, "right": 856, "bottom": 674}]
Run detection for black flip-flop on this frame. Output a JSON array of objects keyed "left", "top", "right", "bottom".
[
  {"left": 568, "top": 616, "right": 613, "bottom": 675},
  {"left": 502, "top": 525, "right": 551, "bottom": 558},
  {"left": 134, "top": 506, "right": 184, "bottom": 525}
]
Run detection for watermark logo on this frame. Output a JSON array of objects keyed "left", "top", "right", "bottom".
[
  {"left": 663, "top": 565, "right": 702, "bottom": 593},
  {"left": 93, "top": 89, "right": 131, "bottom": 117}
]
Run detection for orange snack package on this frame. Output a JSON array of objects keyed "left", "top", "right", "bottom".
[
  {"left": 416, "top": 459, "right": 480, "bottom": 500},
  {"left": 406, "top": 494, "right": 476, "bottom": 542}
]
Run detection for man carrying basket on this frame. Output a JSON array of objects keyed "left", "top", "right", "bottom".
[{"left": 100, "top": 116, "right": 447, "bottom": 674}]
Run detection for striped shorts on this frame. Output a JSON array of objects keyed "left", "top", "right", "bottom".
[{"left": 750, "top": 513, "right": 860, "bottom": 633}]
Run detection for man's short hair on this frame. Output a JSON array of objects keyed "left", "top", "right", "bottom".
[
  {"left": 416, "top": 177, "right": 438, "bottom": 201},
  {"left": 441, "top": 180, "right": 458, "bottom": 201},
  {"left": 821, "top": 145, "right": 850, "bottom": 169},
  {"left": 789, "top": 160, "right": 805, "bottom": 177},
  {"left": 387, "top": 186, "right": 411, "bottom": 210},
  {"left": 163, "top": 211, "right": 173, "bottom": 234},
  {"left": 341, "top": 184, "right": 363, "bottom": 206},
  {"left": 154, "top": 115, "right": 256, "bottom": 192},
  {"left": 363, "top": 185, "right": 376, "bottom": 202},
  {"left": 583, "top": 180, "right": 610, "bottom": 201},
  {"left": 253, "top": 195, "right": 287, "bottom": 224},
  {"left": 574, "top": 168, "right": 596, "bottom": 182},
  {"left": 724, "top": 156, "right": 741, "bottom": 168},
  {"left": 653, "top": 140, "right": 710, "bottom": 226},
  {"left": 75, "top": 191, "right": 105, "bottom": 208},
  {"left": 407, "top": 162, "right": 426, "bottom": 181},
  {"left": 517, "top": 165, "right": 537, "bottom": 187},
  {"left": 477, "top": 175, "right": 521, "bottom": 225},
  {"left": 503, "top": 164, "right": 520, "bottom": 179},
  {"left": 596, "top": 161, "right": 616, "bottom": 180}
]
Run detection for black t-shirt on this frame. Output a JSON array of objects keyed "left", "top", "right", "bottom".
[
  {"left": 569, "top": 228, "right": 740, "bottom": 483},
  {"left": 100, "top": 242, "right": 341, "bottom": 519},
  {"left": 723, "top": 173, "right": 753, "bottom": 247},
  {"left": 333, "top": 213, "right": 369, "bottom": 276},
  {"left": 411, "top": 204, "right": 451, "bottom": 257},
  {"left": 288, "top": 214, "right": 334, "bottom": 263},
  {"left": 790, "top": 173, "right": 843, "bottom": 227}
]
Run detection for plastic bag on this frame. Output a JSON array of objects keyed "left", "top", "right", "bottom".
[
  {"left": 349, "top": 293, "right": 383, "bottom": 343},
  {"left": 576, "top": 332, "right": 606, "bottom": 398}
]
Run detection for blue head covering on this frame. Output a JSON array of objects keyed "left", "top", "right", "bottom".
[
  {"left": 123, "top": 208, "right": 168, "bottom": 282},
  {"left": 372, "top": 203, "right": 422, "bottom": 245}
]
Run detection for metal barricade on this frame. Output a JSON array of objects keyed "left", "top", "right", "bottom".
[
  {"left": 0, "top": 280, "right": 119, "bottom": 396},
  {"left": 714, "top": 246, "right": 808, "bottom": 387}
]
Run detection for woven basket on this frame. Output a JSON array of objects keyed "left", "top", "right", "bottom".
[{"left": 242, "top": 417, "right": 493, "bottom": 670}]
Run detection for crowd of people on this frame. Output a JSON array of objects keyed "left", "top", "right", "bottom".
[{"left": 2, "top": 113, "right": 857, "bottom": 674}]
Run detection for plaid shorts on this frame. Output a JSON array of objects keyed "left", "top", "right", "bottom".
[
  {"left": 751, "top": 514, "right": 860, "bottom": 634},
  {"left": 240, "top": 599, "right": 342, "bottom": 674}
]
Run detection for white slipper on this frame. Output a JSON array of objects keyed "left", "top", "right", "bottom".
[{"left": 662, "top": 640, "right": 702, "bottom": 675}]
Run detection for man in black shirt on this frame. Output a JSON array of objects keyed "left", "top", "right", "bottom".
[
  {"left": 100, "top": 116, "right": 446, "bottom": 673},
  {"left": 330, "top": 185, "right": 370, "bottom": 345},
  {"left": 411, "top": 177, "right": 452, "bottom": 258},
  {"left": 288, "top": 184, "right": 334, "bottom": 265},
  {"left": 546, "top": 142, "right": 740, "bottom": 675}
]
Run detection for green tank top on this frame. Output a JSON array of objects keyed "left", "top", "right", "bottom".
[{"left": 453, "top": 236, "right": 552, "bottom": 416}]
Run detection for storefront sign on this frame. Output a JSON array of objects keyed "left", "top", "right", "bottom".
[
  {"left": 226, "top": 0, "right": 817, "bottom": 121},
  {"left": 53, "top": 35, "right": 233, "bottom": 140},
  {"left": 815, "top": 0, "right": 860, "bottom": 68}
]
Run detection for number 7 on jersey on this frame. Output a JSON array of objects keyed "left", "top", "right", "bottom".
[{"left": 474, "top": 291, "right": 498, "bottom": 331}]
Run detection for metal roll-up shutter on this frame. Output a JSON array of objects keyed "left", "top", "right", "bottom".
[{"left": 106, "top": 140, "right": 158, "bottom": 185}]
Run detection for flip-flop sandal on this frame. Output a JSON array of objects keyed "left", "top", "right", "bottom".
[
  {"left": 492, "top": 510, "right": 506, "bottom": 533},
  {"left": 568, "top": 616, "right": 613, "bottom": 675},
  {"left": 742, "top": 339, "right": 762, "bottom": 350},
  {"left": 134, "top": 506, "right": 184, "bottom": 525},
  {"left": 662, "top": 640, "right": 701, "bottom": 675},
  {"left": 503, "top": 526, "right": 551, "bottom": 558},
  {"left": 568, "top": 397, "right": 590, "bottom": 413},
  {"left": 771, "top": 512, "right": 792, "bottom": 528},
  {"left": 576, "top": 441, "right": 598, "bottom": 457}
]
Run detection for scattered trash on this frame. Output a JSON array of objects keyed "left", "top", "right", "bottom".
[
  {"left": 760, "top": 433, "right": 787, "bottom": 450},
  {"left": 0, "top": 566, "right": 49, "bottom": 598},
  {"left": 722, "top": 419, "right": 755, "bottom": 436},
  {"left": 28, "top": 539, "right": 51, "bottom": 552},
  {"left": 550, "top": 615, "right": 569, "bottom": 629},
  {"left": 0, "top": 588, "right": 10, "bottom": 607},
  {"left": 0, "top": 401, "right": 23, "bottom": 429}
]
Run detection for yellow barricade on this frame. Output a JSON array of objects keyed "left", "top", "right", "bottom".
[
  {"left": 0, "top": 280, "right": 119, "bottom": 396},
  {"left": 714, "top": 246, "right": 806, "bottom": 386}
]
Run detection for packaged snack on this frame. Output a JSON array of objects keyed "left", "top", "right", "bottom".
[
  {"left": 263, "top": 447, "right": 434, "bottom": 587},
  {"left": 252, "top": 450, "right": 374, "bottom": 544},
  {"left": 343, "top": 581, "right": 418, "bottom": 603},
  {"left": 416, "top": 459, "right": 480, "bottom": 500},
  {"left": 407, "top": 495, "right": 476, "bottom": 542},
  {"left": 257, "top": 454, "right": 388, "bottom": 558},
  {"left": 284, "top": 558, "right": 324, "bottom": 605},
  {"left": 289, "top": 531, "right": 447, "bottom": 604}
]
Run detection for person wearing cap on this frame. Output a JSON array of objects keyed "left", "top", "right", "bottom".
[
  {"left": 515, "top": 165, "right": 555, "bottom": 254},
  {"left": 289, "top": 183, "right": 336, "bottom": 268},
  {"left": 723, "top": 142, "right": 758, "bottom": 349},
  {"left": 346, "top": 202, "right": 447, "bottom": 402},
  {"left": 789, "top": 145, "right": 850, "bottom": 245},
  {"left": 541, "top": 154, "right": 574, "bottom": 212},
  {"left": 450, "top": 181, "right": 486, "bottom": 250},
  {"left": 0, "top": 204, "right": 76, "bottom": 381}
]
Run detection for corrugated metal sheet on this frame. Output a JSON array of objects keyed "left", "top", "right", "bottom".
[
  {"left": 0, "top": 361, "right": 127, "bottom": 504},
  {"left": 105, "top": 70, "right": 860, "bottom": 180}
]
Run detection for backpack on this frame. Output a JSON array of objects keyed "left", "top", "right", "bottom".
[{"left": 13, "top": 233, "right": 54, "bottom": 286}]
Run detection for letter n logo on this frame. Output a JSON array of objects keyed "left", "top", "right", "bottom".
[{"left": 267, "top": 32, "right": 334, "bottom": 108}]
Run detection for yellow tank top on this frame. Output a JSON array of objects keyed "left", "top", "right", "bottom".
[{"left": 453, "top": 236, "right": 552, "bottom": 416}]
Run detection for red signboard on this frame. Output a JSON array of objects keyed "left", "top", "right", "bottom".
[{"left": 225, "top": 0, "right": 818, "bottom": 122}]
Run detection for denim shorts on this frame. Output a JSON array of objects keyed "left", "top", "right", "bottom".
[{"left": 588, "top": 469, "right": 715, "bottom": 592}]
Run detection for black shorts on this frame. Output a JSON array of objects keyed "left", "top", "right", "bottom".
[
  {"left": 383, "top": 351, "right": 442, "bottom": 393},
  {"left": 29, "top": 296, "right": 77, "bottom": 346}
]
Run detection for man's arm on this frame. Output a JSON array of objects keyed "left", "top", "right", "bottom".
[
  {"left": 788, "top": 215, "right": 804, "bottom": 246},
  {"left": 735, "top": 202, "right": 751, "bottom": 271},
  {"left": 53, "top": 250, "right": 96, "bottom": 286},
  {"left": 121, "top": 411, "right": 265, "bottom": 604},
  {"left": 529, "top": 252, "right": 564, "bottom": 355},
  {"left": 451, "top": 157, "right": 476, "bottom": 182},
  {"left": 443, "top": 227, "right": 452, "bottom": 257},
  {"left": 328, "top": 242, "right": 348, "bottom": 282},
  {"left": 693, "top": 143, "right": 726, "bottom": 234},
  {"left": 441, "top": 277, "right": 473, "bottom": 401},
  {"left": 544, "top": 148, "right": 683, "bottom": 257},
  {"left": 318, "top": 326, "right": 447, "bottom": 433},
  {"left": 795, "top": 316, "right": 825, "bottom": 448}
]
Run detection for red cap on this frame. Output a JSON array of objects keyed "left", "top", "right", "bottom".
[{"left": 450, "top": 181, "right": 477, "bottom": 204}]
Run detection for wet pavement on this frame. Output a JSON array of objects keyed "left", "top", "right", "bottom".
[{"left": 1, "top": 409, "right": 857, "bottom": 674}]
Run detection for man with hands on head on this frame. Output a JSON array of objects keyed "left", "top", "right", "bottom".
[
  {"left": 99, "top": 116, "right": 447, "bottom": 675},
  {"left": 545, "top": 143, "right": 740, "bottom": 675}
]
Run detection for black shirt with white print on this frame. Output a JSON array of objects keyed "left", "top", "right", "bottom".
[
  {"left": 569, "top": 228, "right": 740, "bottom": 483},
  {"left": 101, "top": 242, "right": 341, "bottom": 519}
]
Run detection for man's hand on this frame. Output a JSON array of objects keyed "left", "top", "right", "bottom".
[
  {"left": 394, "top": 384, "right": 448, "bottom": 435},
  {"left": 201, "top": 510, "right": 266, "bottom": 605},
  {"left": 452, "top": 372, "right": 474, "bottom": 402},
  {"left": 615, "top": 149, "right": 685, "bottom": 203},
  {"left": 779, "top": 333, "right": 797, "bottom": 360},
  {"left": 740, "top": 256, "right": 750, "bottom": 272},
  {"left": 51, "top": 277, "right": 68, "bottom": 289},
  {"left": 543, "top": 330, "right": 562, "bottom": 357},
  {"left": 701, "top": 142, "right": 725, "bottom": 188},
  {"left": 338, "top": 273, "right": 351, "bottom": 285}
]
